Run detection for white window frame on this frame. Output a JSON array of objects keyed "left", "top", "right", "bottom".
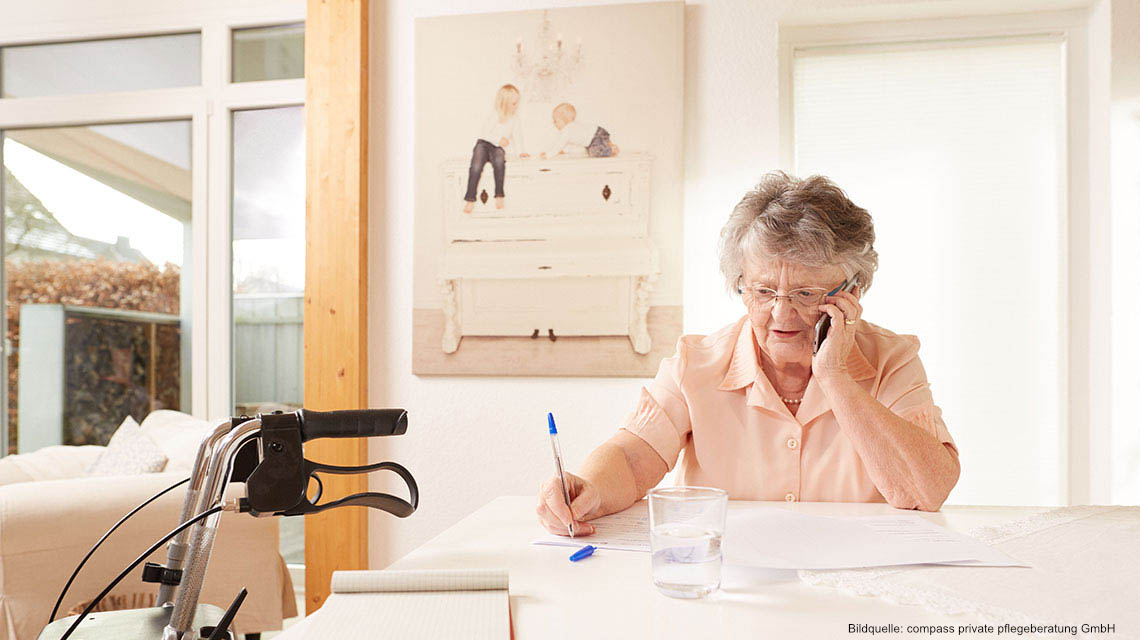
[
  {"left": 778, "top": 8, "right": 1112, "bottom": 505},
  {"left": 0, "top": 0, "right": 305, "bottom": 431}
]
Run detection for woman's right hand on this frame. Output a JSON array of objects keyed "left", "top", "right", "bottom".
[{"left": 536, "top": 472, "right": 599, "bottom": 536}]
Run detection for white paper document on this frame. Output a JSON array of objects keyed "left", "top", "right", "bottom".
[
  {"left": 533, "top": 504, "right": 1025, "bottom": 569},
  {"left": 723, "top": 509, "right": 1028, "bottom": 569},
  {"left": 532, "top": 503, "right": 651, "bottom": 552}
]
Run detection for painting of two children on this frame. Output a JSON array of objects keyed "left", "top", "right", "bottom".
[{"left": 462, "top": 84, "right": 620, "bottom": 214}]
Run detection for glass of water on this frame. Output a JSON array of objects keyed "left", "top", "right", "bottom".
[{"left": 648, "top": 486, "right": 727, "bottom": 598}]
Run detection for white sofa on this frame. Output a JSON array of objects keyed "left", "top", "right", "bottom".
[{"left": 0, "top": 411, "right": 296, "bottom": 640}]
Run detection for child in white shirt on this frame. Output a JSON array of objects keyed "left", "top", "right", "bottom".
[
  {"left": 463, "top": 84, "right": 529, "bottom": 213},
  {"left": 541, "top": 102, "right": 620, "bottom": 159}
]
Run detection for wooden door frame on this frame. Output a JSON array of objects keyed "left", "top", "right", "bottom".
[{"left": 302, "top": 0, "right": 370, "bottom": 613}]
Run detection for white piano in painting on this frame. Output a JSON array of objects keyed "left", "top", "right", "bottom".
[{"left": 438, "top": 153, "right": 659, "bottom": 354}]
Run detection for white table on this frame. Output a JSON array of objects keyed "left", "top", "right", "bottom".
[{"left": 388, "top": 497, "right": 1048, "bottom": 639}]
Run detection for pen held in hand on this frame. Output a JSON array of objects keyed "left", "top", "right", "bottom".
[{"left": 547, "top": 412, "right": 576, "bottom": 538}]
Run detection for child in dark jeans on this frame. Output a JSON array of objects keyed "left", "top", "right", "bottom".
[{"left": 463, "top": 84, "right": 529, "bottom": 213}]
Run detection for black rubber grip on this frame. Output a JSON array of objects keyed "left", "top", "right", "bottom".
[{"left": 298, "top": 409, "right": 408, "bottom": 442}]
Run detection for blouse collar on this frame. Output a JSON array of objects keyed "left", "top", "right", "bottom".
[{"left": 718, "top": 316, "right": 877, "bottom": 421}]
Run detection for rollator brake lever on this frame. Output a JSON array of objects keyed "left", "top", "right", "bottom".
[
  {"left": 244, "top": 408, "right": 419, "bottom": 519},
  {"left": 279, "top": 459, "right": 419, "bottom": 518}
]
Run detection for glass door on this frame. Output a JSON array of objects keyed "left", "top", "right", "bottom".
[{"left": 232, "top": 105, "right": 305, "bottom": 564}]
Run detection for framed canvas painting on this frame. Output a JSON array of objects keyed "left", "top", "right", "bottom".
[{"left": 413, "top": 2, "right": 683, "bottom": 376}]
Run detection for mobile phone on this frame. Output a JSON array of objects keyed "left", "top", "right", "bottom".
[{"left": 813, "top": 279, "right": 859, "bottom": 355}]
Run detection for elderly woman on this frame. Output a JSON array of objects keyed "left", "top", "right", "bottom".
[{"left": 536, "top": 172, "right": 960, "bottom": 536}]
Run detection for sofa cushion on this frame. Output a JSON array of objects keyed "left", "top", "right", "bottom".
[
  {"left": 86, "top": 417, "right": 168, "bottom": 477},
  {"left": 0, "top": 456, "right": 33, "bottom": 486},
  {"left": 138, "top": 410, "right": 214, "bottom": 473},
  {"left": 0, "top": 445, "right": 104, "bottom": 484}
]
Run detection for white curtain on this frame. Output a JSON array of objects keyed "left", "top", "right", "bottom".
[
  {"left": 1111, "top": 106, "right": 1140, "bottom": 504},
  {"left": 794, "top": 38, "right": 1066, "bottom": 505}
]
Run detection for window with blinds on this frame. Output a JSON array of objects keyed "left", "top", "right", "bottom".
[{"left": 793, "top": 37, "right": 1066, "bottom": 506}]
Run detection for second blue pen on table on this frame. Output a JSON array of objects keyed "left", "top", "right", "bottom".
[{"left": 569, "top": 545, "right": 596, "bottom": 562}]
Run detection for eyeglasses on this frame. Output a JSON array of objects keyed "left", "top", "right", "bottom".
[{"left": 736, "top": 276, "right": 846, "bottom": 309}]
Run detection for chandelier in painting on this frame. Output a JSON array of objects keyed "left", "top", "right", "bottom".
[{"left": 511, "top": 10, "right": 582, "bottom": 103}]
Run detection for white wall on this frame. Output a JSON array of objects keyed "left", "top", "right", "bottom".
[
  {"left": 367, "top": 0, "right": 1106, "bottom": 569},
  {"left": 1112, "top": 0, "right": 1140, "bottom": 101}
]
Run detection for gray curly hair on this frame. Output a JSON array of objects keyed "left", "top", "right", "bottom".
[{"left": 718, "top": 171, "right": 879, "bottom": 294}]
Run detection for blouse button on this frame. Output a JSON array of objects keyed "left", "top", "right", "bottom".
[
  {"left": 787, "top": 437, "right": 799, "bottom": 450},
  {"left": 785, "top": 492, "right": 797, "bottom": 502}
]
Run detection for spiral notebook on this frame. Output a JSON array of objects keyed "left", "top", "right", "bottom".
[{"left": 276, "top": 569, "right": 510, "bottom": 639}]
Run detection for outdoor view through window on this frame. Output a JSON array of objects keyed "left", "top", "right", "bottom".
[
  {"left": 232, "top": 105, "right": 306, "bottom": 564},
  {"left": 3, "top": 122, "right": 192, "bottom": 454}
]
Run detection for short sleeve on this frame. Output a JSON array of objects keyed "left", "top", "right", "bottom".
[
  {"left": 878, "top": 338, "right": 958, "bottom": 455},
  {"left": 620, "top": 341, "right": 692, "bottom": 470}
]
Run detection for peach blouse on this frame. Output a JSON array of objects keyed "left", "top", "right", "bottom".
[{"left": 621, "top": 316, "right": 957, "bottom": 503}]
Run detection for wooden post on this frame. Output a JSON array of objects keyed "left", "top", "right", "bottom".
[{"left": 303, "top": 0, "right": 369, "bottom": 613}]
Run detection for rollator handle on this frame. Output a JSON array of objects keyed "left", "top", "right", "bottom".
[{"left": 299, "top": 408, "right": 408, "bottom": 441}]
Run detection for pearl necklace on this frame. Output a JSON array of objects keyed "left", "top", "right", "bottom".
[{"left": 780, "top": 396, "right": 803, "bottom": 405}]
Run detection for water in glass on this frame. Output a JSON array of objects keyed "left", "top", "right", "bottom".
[{"left": 650, "top": 522, "right": 723, "bottom": 598}]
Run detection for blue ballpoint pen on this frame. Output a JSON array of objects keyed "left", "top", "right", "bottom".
[
  {"left": 569, "top": 545, "right": 596, "bottom": 562},
  {"left": 547, "top": 412, "right": 576, "bottom": 538}
]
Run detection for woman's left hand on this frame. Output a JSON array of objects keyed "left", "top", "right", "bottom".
[{"left": 813, "top": 288, "right": 862, "bottom": 382}]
